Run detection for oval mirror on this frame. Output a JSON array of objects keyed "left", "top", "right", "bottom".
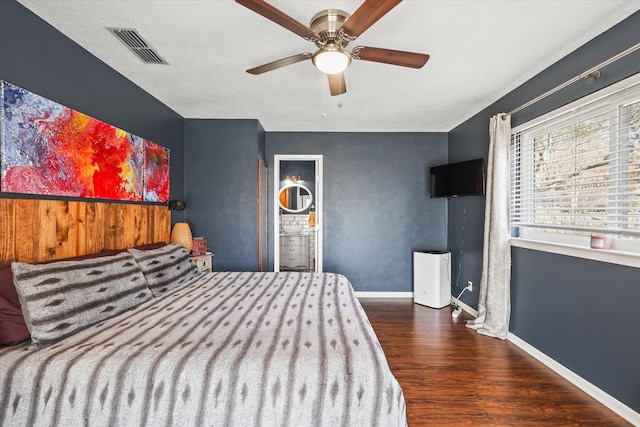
[{"left": 279, "top": 183, "right": 313, "bottom": 213}]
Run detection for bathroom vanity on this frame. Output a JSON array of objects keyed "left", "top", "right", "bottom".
[{"left": 279, "top": 234, "right": 309, "bottom": 271}]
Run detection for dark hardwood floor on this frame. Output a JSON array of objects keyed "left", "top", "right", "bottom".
[{"left": 359, "top": 299, "right": 630, "bottom": 426}]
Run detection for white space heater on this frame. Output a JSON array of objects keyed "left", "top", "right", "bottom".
[{"left": 413, "top": 250, "right": 451, "bottom": 308}]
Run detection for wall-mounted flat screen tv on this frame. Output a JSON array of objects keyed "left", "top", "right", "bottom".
[{"left": 430, "top": 158, "right": 485, "bottom": 198}]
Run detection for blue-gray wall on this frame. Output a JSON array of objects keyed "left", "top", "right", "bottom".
[
  {"left": 266, "top": 132, "right": 448, "bottom": 292},
  {"left": 449, "top": 11, "right": 640, "bottom": 413},
  {"left": 184, "top": 119, "right": 265, "bottom": 271},
  {"left": 0, "top": 0, "right": 185, "bottom": 214}
]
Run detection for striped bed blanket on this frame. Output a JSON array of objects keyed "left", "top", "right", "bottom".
[{"left": 0, "top": 271, "right": 406, "bottom": 426}]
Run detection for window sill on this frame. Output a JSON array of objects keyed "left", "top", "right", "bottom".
[{"left": 510, "top": 238, "right": 640, "bottom": 268}]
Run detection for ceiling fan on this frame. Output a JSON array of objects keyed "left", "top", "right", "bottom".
[{"left": 236, "top": 0, "right": 430, "bottom": 96}]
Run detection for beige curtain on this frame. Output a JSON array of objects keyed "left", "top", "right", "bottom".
[{"left": 466, "top": 114, "right": 512, "bottom": 339}]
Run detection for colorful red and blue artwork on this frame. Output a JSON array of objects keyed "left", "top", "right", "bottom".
[
  {"left": 143, "top": 138, "right": 170, "bottom": 202},
  {"left": 0, "top": 81, "right": 169, "bottom": 202}
]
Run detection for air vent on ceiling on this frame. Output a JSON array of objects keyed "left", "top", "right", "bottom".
[{"left": 108, "top": 28, "right": 167, "bottom": 64}]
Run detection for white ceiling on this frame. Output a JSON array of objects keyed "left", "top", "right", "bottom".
[{"left": 17, "top": 1, "right": 640, "bottom": 132}]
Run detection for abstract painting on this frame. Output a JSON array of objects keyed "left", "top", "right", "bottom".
[
  {"left": 143, "top": 139, "right": 170, "bottom": 202},
  {"left": 0, "top": 81, "right": 169, "bottom": 202}
]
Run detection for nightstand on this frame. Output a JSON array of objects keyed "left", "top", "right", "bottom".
[{"left": 192, "top": 254, "right": 213, "bottom": 273}]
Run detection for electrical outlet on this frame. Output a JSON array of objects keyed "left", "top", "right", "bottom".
[{"left": 467, "top": 280, "right": 473, "bottom": 292}]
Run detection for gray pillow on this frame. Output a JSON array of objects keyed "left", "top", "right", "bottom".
[
  {"left": 128, "top": 243, "right": 200, "bottom": 297},
  {"left": 11, "top": 252, "right": 152, "bottom": 348}
]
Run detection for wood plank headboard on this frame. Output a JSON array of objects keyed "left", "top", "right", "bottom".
[{"left": 0, "top": 198, "right": 171, "bottom": 266}]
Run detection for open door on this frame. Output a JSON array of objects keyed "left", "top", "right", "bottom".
[{"left": 274, "top": 155, "right": 323, "bottom": 272}]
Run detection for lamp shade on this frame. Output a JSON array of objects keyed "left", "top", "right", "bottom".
[
  {"left": 312, "top": 45, "right": 351, "bottom": 74},
  {"left": 171, "top": 222, "right": 193, "bottom": 252}
]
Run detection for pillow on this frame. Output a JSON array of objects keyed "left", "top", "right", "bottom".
[
  {"left": 2, "top": 253, "right": 124, "bottom": 347},
  {"left": 11, "top": 251, "right": 153, "bottom": 348},
  {"left": 0, "top": 265, "right": 30, "bottom": 346},
  {"left": 128, "top": 243, "right": 200, "bottom": 297},
  {"left": 0, "top": 242, "right": 167, "bottom": 347}
]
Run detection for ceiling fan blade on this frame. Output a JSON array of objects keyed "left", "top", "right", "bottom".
[
  {"left": 247, "top": 53, "right": 312, "bottom": 75},
  {"left": 328, "top": 72, "right": 346, "bottom": 96},
  {"left": 340, "top": 0, "right": 402, "bottom": 38},
  {"left": 352, "top": 46, "right": 429, "bottom": 68},
  {"left": 236, "top": 0, "right": 316, "bottom": 39}
]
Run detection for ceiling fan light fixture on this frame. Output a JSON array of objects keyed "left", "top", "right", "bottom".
[{"left": 312, "top": 45, "right": 351, "bottom": 74}]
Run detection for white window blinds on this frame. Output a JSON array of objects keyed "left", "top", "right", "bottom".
[{"left": 510, "top": 73, "right": 640, "bottom": 240}]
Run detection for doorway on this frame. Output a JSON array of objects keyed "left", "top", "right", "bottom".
[{"left": 274, "top": 154, "right": 323, "bottom": 272}]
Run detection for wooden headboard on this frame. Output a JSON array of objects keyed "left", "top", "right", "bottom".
[{"left": 0, "top": 198, "right": 171, "bottom": 266}]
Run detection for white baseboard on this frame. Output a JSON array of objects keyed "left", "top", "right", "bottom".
[
  {"left": 508, "top": 333, "right": 640, "bottom": 426},
  {"left": 355, "top": 291, "right": 413, "bottom": 299}
]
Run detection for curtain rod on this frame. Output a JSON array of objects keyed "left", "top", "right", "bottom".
[{"left": 501, "top": 41, "right": 640, "bottom": 120}]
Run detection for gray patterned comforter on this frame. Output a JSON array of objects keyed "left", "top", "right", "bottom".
[{"left": 0, "top": 271, "right": 406, "bottom": 426}]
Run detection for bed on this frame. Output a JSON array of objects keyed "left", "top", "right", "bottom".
[{"left": 0, "top": 243, "right": 406, "bottom": 426}]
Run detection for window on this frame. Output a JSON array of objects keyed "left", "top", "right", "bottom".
[{"left": 510, "top": 73, "right": 640, "bottom": 252}]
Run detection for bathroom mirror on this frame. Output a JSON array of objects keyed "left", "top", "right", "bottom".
[{"left": 279, "top": 183, "right": 313, "bottom": 213}]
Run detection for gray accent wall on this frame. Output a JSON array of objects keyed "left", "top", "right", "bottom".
[
  {"left": 448, "top": 11, "right": 640, "bottom": 413},
  {"left": 267, "top": 132, "right": 448, "bottom": 292},
  {"left": 184, "top": 119, "right": 265, "bottom": 271},
  {"left": 0, "top": 0, "right": 185, "bottom": 213}
]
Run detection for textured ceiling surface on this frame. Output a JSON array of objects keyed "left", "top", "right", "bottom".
[{"left": 17, "top": 1, "right": 640, "bottom": 132}]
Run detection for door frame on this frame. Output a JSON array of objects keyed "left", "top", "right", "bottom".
[
  {"left": 257, "top": 158, "right": 268, "bottom": 271},
  {"left": 273, "top": 154, "right": 323, "bottom": 272}
]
